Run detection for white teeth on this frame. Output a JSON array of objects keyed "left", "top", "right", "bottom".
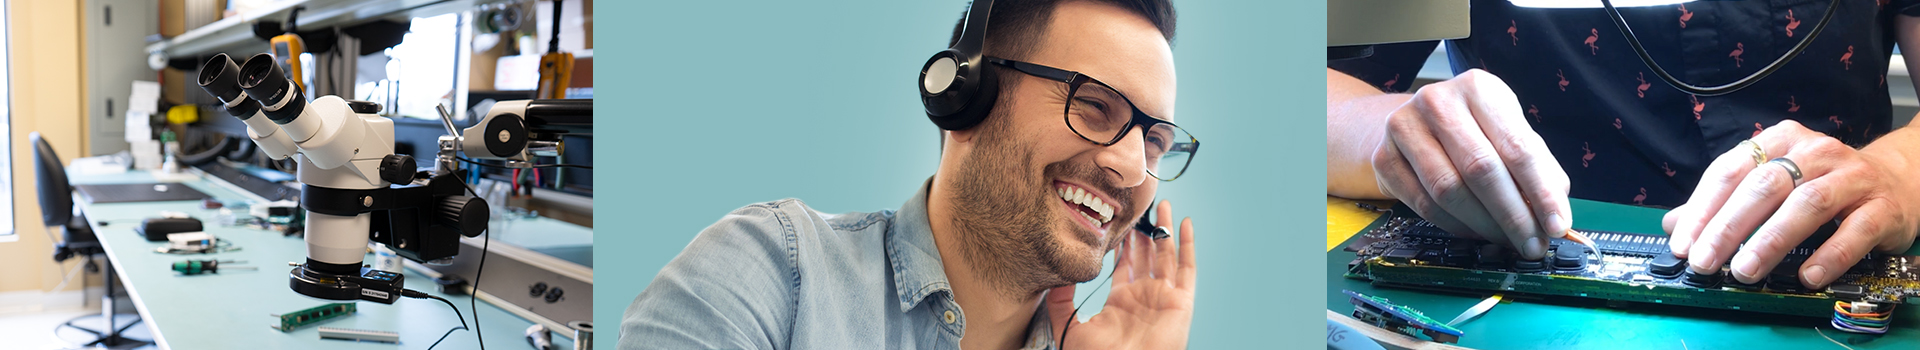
[{"left": 1056, "top": 184, "right": 1114, "bottom": 225}]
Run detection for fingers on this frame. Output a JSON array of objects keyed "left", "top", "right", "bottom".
[
  {"left": 1731, "top": 175, "right": 1863, "bottom": 284},
  {"left": 1388, "top": 113, "right": 1512, "bottom": 256},
  {"left": 1669, "top": 132, "right": 1785, "bottom": 257},
  {"left": 1727, "top": 139, "right": 1862, "bottom": 283},
  {"left": 1686, "top": 153, "right": 1797, "bottom": 274},
  {"left": 1152, "top": 200, "right": 1177, "bottom": 281},
  {"left": 1375, "top": 136, "right": 1483, "bottom": 240},
  {"left": 1802, "top": 201, "right": 1892, "bottom": 288},
  {"left": 1124, "top": 228, "right": 1151, "bottom": 285},
  {"left": 1685, "top": 122, "right": 1833, "bottom": 274},
  {"left": 1176, "top": 216, "right": 1196, "bottom": 290},
  {"left": 1458, "top": 71, "right": 1575, "bottom": 241},
  {"left": 1667, "top": 148, "right": 1756, "bottom": 257},
  {"left": 1115, "top": 230, "right": 1136, "bottom": 286},
  {"left": 1414, "top": 84, "right": 1547, "bottom": 259}
]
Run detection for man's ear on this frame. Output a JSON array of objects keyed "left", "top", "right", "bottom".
[{"left": 949, "top": 125, "right": 980, "bottom": 145}]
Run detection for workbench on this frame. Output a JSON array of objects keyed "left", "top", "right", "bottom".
[{"left": 75, "top": 168, "right": 575, "bottom": 349}]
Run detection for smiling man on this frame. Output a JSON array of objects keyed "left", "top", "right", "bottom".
[{"left": 621, "top": 0, "right": 1197, "bottom": 349}]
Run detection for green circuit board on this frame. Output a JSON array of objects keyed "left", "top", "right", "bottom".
[
  {"left": 1345, "top": 214, "right": 1920, "bottom": 318},
  {"left": 271, "top": 302, "right": 356, "bottom": 332}
]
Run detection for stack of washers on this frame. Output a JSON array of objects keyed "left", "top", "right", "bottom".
[{"left": 1831, "top": 301, "right": 1894, "bottom": 334}]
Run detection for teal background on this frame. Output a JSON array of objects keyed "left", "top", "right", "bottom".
[{"left": 596, "top": 0, "right": 1321, "bottom": 347}]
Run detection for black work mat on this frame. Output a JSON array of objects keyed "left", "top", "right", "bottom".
[{"left": 76, "top": 183, "right": 210, "bottom": 203}]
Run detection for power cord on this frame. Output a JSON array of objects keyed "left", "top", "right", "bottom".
[{"left": 402, "top": 289, "right": 469, "bottom": 350}]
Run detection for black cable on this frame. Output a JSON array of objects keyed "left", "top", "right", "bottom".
[
  {"left": 1598, "top": 0, "right": 1840, "bottom": 96},
  {"left": 448, "top": 167, "right": 481, "bottom": 197},
  {"left": 1058, "top": 257, "right": 1120, "bottom": 349},
  {"left": 456, "top": 156, "right": 592, "bottom": 169},
  {"left": 472, "top": 228, "right": 490, "bottom": 349},
  {"left": 403, "top": 290, "right": 469, "bottom": 350},
  {"left": 438, "top": 165, "right": 487, "bottom": 349}
]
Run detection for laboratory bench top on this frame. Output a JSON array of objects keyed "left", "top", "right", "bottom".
[{"left": 74, "top": 169, "right": 577, "bottom": 350}]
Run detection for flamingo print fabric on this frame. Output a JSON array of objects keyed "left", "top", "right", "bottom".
[{"left": 1331, "top": 0, "right": 1916, "bottom": 208}]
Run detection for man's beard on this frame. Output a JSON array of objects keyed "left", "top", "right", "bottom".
[{"left": 947, "top": 117, "right": 1130, "bottom": 300}]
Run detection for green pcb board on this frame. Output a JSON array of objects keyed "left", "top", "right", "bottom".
[{"left": 272, "top": 302, "right": 356, "bottom": 332}]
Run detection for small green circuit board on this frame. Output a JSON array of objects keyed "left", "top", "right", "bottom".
[
  {"left": 272, "top": 303, "right": 356, "bottom": 332},
  {"left": 1346, "top": 290, "right": 1464, "bottom": 343}
]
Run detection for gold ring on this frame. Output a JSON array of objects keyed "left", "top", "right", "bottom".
[{"left": 1740, "top": 140, "right": 1766, "bottom": 166}]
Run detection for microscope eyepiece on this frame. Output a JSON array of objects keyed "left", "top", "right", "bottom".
[
  {"left": 237, "top": 53, "right": 291, "bottom": 101},
  {"left": 198, "top": 54, "right": 263, "bottom": 119},
  {"left": 197, "top": 54, "right": 245, "bottom": 102},
  {"left": 237, "top": 53, "right": 308, "bottom": 124}
]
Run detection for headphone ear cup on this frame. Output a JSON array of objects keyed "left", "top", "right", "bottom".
[
  {"left": 946, "top": 62, "right": 998, "bottom": 130},
  {"left": 921, "top": 52, "right": 998, "bottom": 131}
]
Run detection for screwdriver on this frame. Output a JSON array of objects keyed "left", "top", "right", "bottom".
[{"left": 172, "top": 259, "right": 257, "bottom": 275}]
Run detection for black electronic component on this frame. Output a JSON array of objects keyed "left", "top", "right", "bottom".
[
  {"left": 1415, "top": 249, "right": 1445, "bottom": 262},
  {"left": 1384, "top": 248, "right": 1419, "bottom": 260},
  {"left": 1830, "top": 285, "right": 1867, "bottom": 300},
  {"left": 1552, "top": 245, "right": 1586, "bottom": 271},
  {"left": 1648, "top": 253, "right": 1686, "bottom": 279},
  {"left": 136, "top": 217, "right": 203, "bottom": 242},
  {"left": 1442, "top": 248, "right": 1476, "bottom": 267},
  {"left": 1729, "top": 275, "right": 1767, "bottom": 290},
  {"left": 1475, "top": 244, "right": 1509, "bottom": 268},
  {"left": 1514, "top": 257, "right": 1549, "bottom": 273},
  {"left": 1681, "top": 269, "right": 1721, "bottom": 288}
]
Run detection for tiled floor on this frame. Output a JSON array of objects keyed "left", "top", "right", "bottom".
[{"left": 0, "top": 297, "right": 157, "bottom": 350}]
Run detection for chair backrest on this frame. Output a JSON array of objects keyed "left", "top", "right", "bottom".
[{"left": 31, "top": 132, "right": 72, "bottom": 227}]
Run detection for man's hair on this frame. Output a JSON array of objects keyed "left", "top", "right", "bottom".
[
  {"left": 938, "top": 0, "right": 1176, "bottom": 149},
  {"left": 948, "top": 0, "right": 1177, "bottom": 61}
]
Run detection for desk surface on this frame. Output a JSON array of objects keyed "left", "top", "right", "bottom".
[
  {"left": 77, "top": 170, "right": 575, "bottom": 350},
  {"left": 1327, "top": 197, "right": 1920, "bottom": 349}
]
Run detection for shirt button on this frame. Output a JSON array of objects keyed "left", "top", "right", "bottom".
[{"left": 943, "top": 310, "right": 956, "bottom": 324}]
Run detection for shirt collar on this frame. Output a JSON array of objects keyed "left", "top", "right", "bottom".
[
  {"left": 888, "top": 178, "right": 1058, "bottom": 348},
  {"left": 887, "top": 178, "right": 950, "bottom": 312}
]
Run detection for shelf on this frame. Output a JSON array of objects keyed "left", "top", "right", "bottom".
[{"left": 147, "top": 0, "right": 475, "bottom": 58}]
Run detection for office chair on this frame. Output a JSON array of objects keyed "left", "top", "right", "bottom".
[{"left": 33, "top": 132, "right": 148, "bottom": 348}]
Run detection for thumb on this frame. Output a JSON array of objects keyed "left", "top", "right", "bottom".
[{"left": 1046, "top": 284, "right": 1078, "bottom": 342}]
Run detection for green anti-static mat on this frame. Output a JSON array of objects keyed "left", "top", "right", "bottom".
[{"left": 1327, "top": 199, "right": 1920, "bottom": 349}]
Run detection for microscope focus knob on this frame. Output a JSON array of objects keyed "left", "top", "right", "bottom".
[
  {"left": 379, "top": 155, "right": 416, "bottom": 185},
  {"left": 439, "top": 196, "right": 489, "bottom": 237}
]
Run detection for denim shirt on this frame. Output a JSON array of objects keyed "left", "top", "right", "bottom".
[{"left": 622, "top": 180, "right": 1056, "bottom": 349}]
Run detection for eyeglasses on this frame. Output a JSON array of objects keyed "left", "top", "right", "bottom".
[{"left": 990, "top": 57, "right": 1199, "bottom": 181}]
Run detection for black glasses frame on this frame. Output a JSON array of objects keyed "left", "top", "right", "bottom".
[{"left": 988, "top": 57, "right": 1199, "bottom": 181}]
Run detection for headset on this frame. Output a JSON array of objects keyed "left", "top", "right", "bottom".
[{"left": 920, "top": 0, "right": 999, "bottom": 131}]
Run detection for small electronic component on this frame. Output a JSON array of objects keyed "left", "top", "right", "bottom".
[
  {"left": 1681, "top": 269, "right": 1721, "bottom": 288},
  {"left": 1647, "top": 253, "right": 1686, "bottom": 279},
  {"left": 318, "top": 327, "right": 400, "bottom": 343},
  {"left": 1345, "top": 290, "right": 1464, "bottom": 343},
  {"left": 1552, "top": 245, "right": 1587, "bottom": 271},
  {"left": 1514, "top": 257, "right": 1548, "bottom": 273},
  {"left": 271, "top": 303, "right": 356, "bottom": 332}
]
